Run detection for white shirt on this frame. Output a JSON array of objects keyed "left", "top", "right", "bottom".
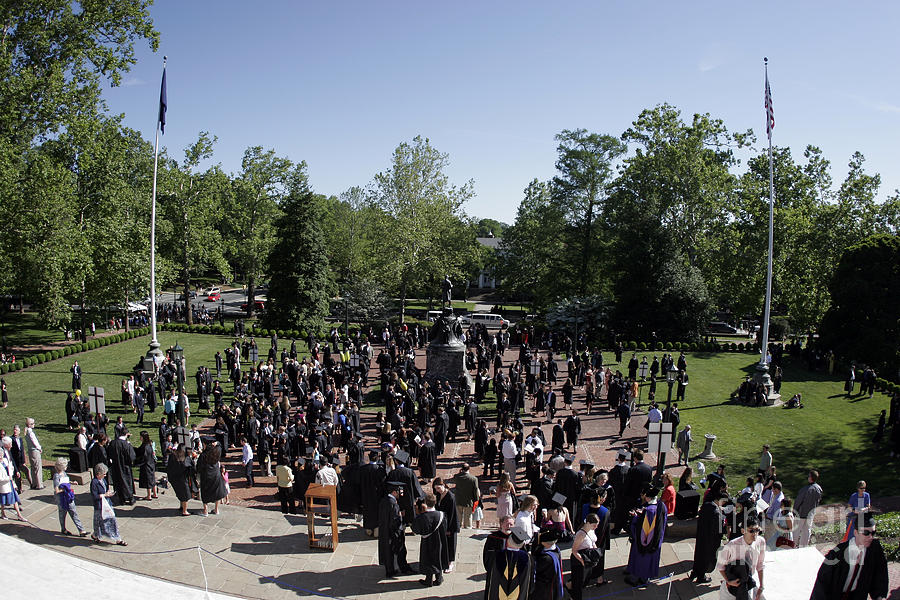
[
  {"left": 648, "top": 407, "right": 662, "bottom": 423},
  {"left": 316, "top": 465, "right": 339, "bottom": 486},
  {"left": 76, "top": 433, "right": 88, "bottom": 450},
  {"left": 717, "top": 535, "right": 765, "bottom": 599},
  {"left": 501, "top": 440, "right": 518, "bottom": 459},
  {"left": 843, "top": 539, "right": 865, "bottom": 593},
  {"left": 242, "top": 443, "right": 253, "bottom": 465},
  {"left": 25, "top": 427, "right": 42, "bottom": 452}
]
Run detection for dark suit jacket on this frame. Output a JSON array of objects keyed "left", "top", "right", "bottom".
[
  {"left": 10, "top": 436, "right": 26, "bottom": 473},
  {"left": 623, "top": 461, "right": 653, "bottom": 509}
]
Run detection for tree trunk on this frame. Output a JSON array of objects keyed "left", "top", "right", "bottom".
[
  {"left": 184, "top": 276, "right": 193, "bottom": 325},
  {"left": 399, "top": 280, "right": 407, "bottom": 324},
  {"left": 80, "top": 282, "right": 87, "bottom": 343},
  {"left": 246, "top": 274, "right": 256, "bottom": 318},
  {"left": 124, "top": 290, "right": 130, "bottom": 332}
]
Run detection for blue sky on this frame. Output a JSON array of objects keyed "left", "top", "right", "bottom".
[{"left": 105, "top": 1, "right": 900, "bottom": 223}]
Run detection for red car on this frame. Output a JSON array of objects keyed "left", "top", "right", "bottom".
[
  {"left": 205, "top": 292, "right": 221, "bottom": 301},
  {"left": 240, "top": 300, "right": 266, "bottom": 311}
]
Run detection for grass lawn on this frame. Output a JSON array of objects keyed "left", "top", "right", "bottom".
[
  {"left": 0, "top": 312, "right": 67, "bottom": 349},
  {"left": 0, "top": 332, "right": 260, "bottom": 461},
  {"left": 653, "top": 351, "right": 893, "bottom": 503},
  {"left": 0, "top": 333, "right": 893, "bottom": 504}
]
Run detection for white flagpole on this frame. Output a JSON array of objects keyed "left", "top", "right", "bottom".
[
  {"left": 759, "top": 57, "right": 776, "bottom": 370},
  {"left": 147, "top": 56, "right": 166, "bottom": 365}
]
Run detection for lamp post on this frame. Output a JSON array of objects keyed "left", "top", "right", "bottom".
[
  {"left": 665, "top": 364, "right": 677, "bottom": 416},
  {"left": 344, "top": 292, "right": 350, "bottom": 338}
]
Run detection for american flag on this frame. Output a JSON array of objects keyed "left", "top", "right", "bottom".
[{"left": 765, "top": 72, "right": 774, "bottom": 139}]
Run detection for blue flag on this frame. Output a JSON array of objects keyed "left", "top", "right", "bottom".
[{"left": 158, "top": 66, "right": 167, "bottom": 134}]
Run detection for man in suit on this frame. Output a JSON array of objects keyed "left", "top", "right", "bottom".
[
  {"left": 452, "top": 463, "right": 481, "bottom": 529},
  {"left": 552, "top": 454, "right": 582, "bottom": 520},
  {"left": 810, "top": 512, "right": 888, "bottom": 600},
  {"left": 385, "top": 451, "right": 425, "bottom": 524},
  {"left": 10, "top": 425, "right": 27, "bottom": 490},
  {"left": 623, "top": 449, "right": 652, "bottom": 514},
  {"left": 24, "top": 418, "right": 44, "bottom": 489}
]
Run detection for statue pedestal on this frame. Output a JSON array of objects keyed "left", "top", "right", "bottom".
[
  {"left": 426, "top": 343, "right": 468, "bottom": 387},
  {"left": 698, "top": 434, "right": 717, "bottom": 459},
  {"left": 752, "top": 362, "right": 782, "bottom": 407}
]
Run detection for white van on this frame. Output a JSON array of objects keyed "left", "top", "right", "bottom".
[
  {"left": 467, "top": 313, "right": 511, "bottom": 329},
  {"left": 426, "top": 310, "right": 443, "bottom": 322}
]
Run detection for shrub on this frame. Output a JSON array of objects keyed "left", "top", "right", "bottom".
[
  {"left": 663, "top": 342, "right": 672, "bottom": 351},
  {"left": 0, "top": 364, "right": 7, "bottom": 374},
  {"left": 738, "top": 342, "right": 745, "bottom": 352},
  {"left": 23, "top": 357, "right": 33, "bottom": 367},
  {"left": 11, "top": 362, "right": 19, "bottom": 371}
]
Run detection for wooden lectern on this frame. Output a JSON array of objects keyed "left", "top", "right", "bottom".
[{"left": 305, "top": 483, "right": 339, "bottom": 551}]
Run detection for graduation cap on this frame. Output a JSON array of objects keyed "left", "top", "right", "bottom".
[
  {"left": 393, "top": 449, "right": 410, "bottom": 465},
  {"left": 508, "top": 525, "right": 531, "bottom": 544},
  {"left": 538, "top": 527, "right": 560, "bottom": 543},
  {"left": 297, "top": 457, "right": 306, "bottom": 467},
  {"left": 331, "top": 455, "right": 341, "bottom": 466},
  {"left": 385, "top": 480, "right": 405, "bottom": 491},
  {"left": 579, "top": 459, "right": 594, "bottom": 468},
  {"left": 551, "top": 492, "right": 567, "bottom": 506},
  {"left": 563, "top": 454, "right": 575, "bottom": 463}
]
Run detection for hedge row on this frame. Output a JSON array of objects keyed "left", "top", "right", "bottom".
[
  {"left": 0, "top": 328, "right": 151, "bottom": 375},
  {"left": 621, "top": 340, "right": 761, "bottom": 353},
  {"left": 162, "top": 322, "right": 307, "bottom": 340}
]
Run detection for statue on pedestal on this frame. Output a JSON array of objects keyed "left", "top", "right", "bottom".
[{"left": 441, "top": 275, "right": 452, "bottom": 309}]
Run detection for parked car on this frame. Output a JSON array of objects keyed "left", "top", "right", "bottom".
[
  {"left": 205, "top": 287, "right": 221, "bottom": 297},
  {"left": 241, "top": 300, "right": 266, "bottom": 311},
  {"left": 426, "top": 310, "right": 443, "bottom": 322},
  {"left": 206, "top": 292, "right": 221, "bottom": 302},
  {"left": 705, "top": 321, "right": 738, "bottom": 334},
  {"left": 467, "top": 313, "right": 511, "bottom": 329},
  {"left": 177, "top": 291, "right": 198, "bottom": 301}
]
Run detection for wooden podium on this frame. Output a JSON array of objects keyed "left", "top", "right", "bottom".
[{"left": 305, "top": 483, "right": 339, "bottom": 551}]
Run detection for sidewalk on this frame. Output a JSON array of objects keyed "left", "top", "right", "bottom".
[{"left": 2, "top": 483, "right": 720, "bottom": 600}]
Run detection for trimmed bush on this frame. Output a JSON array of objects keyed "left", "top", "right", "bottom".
[
  {"left": 663, "top": 342, "right": 672, "bottom": 351},
  {"left": 35, "top": 354, "right": 44, "bottom": 364},
  {"left": 0, "top": 364, "right": 7, "bottom": 374},
  {"left": 11, "top": 362, "right": 20, "bottom": 371}
]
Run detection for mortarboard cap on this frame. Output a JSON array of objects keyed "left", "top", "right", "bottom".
[
  {"left": 579, "top": 459, "right": 594, "bottom": 468},
  {"left": 551, "top": 492, "right": 567, "bottom": 505},
  {"left": 538, "top": 527, "right": 560, "bottom": 543},
  {"left": 393, "top": 449, "right": 410, "bottom": 465},
  {"left": 563, "top": 454, "right": 575, "bottom": 463},
  {"left": 331, "top": 455, "right": 341, "bottom": 466},
  {"left": 509, "top": 525, "right": 531, "bottom": 544}
]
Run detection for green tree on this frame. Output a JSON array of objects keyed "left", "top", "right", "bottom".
[
  {"left": 263, "top": 166, "right": 333, "bottom": 333},
  {"left": 0, "top": 0, "right": 158, "bottom": 146},
  {"left": 369, "top": 136, "right": 477, "bottom": 321},
  {"left": 497, "top": 179, "right": 566, "bottom": 310},
  {"left": 157, "top": 133, "right": 231, "bottom": 325},
  {"left": 552, "top": 129, "right": 626, "bottom": 296},
  {"left": 226, "top": 147, "right": 292, "bottom": 316},
  {"left": 819, "top": 234, "right": 899, "bottom": 376},
  {"left": 474, "top": 218, "right": 508, "bottom": 237}
]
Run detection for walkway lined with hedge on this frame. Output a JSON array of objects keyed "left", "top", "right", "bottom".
[{"left": 1, "top": 327, "right": 152, "bottom": 375}]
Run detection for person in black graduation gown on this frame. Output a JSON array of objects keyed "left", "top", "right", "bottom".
[
  {"left": 378, "top": 482, "right": 414, "bottom": 578},
  {"left": 418, "top": 433, "right": 437, "bottom": 482},
  {"left": 809, "top": 511, "right": 889, "bottom": 600},
  {"left": 337, "top": 459, "right": 362, "bottom": 515},
  {"left": 433, "top": 478, "right": 460, "bottom": 570},
  {"left": 411, "top": 494, "right": 450, "bottom": 587},
  {"left": 690, "top": 491, "right": 728, "bottom": 583},
  {"left": 136, "top": 431, "right": 158, "bottom": 500},
  {"left": 384, "top": 451, "right": 424, "bottom": 524},
  {"left": 107, "top": 428, "right": 136, "bottom": 505},
  {"left": 550, "top": 421, "right": 565, "bottom": 455},
  {"left": 166, "top": 445, "right": 194, "bottom": 515},
  {"left": 532, "top": 527, "right": 565, "bottom": 600},
  {"left": 552, "top": 455, "right": 582, "bottom": 521},
  {"left": 433, "top": 406, "right": 449, "bottom": 455},
  {"left": 486, "top": 525, "right": 534, "bottom": 600},
  {"left": 359, "top": 451, "right": 386, "bottom": 535}
]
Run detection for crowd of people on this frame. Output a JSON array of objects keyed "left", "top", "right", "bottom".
[{"left": 0, "top": 321, "right": 897, "bottom": 599}]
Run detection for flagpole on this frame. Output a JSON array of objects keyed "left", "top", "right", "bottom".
[
  {"left": 759, "top": 57, "right": 775, "bottom": 370},
  {"left": 146, "top": 56, "right": 166, "bottom": 366}
]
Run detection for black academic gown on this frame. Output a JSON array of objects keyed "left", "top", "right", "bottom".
[
  {"left": 385, "top": 465, "right": 424, "bottom": 524},
  {"left": 377, "top": 494, "right": 408, "bottom": 574},
  {"left": 437, "top": 489, "right": 460, "bottom": 562},
  {"left": 692, "top": 501, "right": 724, "bottom": 577},
  {"left": 552, "top": 467, "right": 582, "bottom": 518},
  {"left": 338, "top": 462, "right": 362, "bottom": 514},
  {"left": 809, "top": 539, "right": 889, "bottom": 600},
  {"left": 359, "top": 462, "right": 387, "bottom": 530},
  {"left": 166, "top": 454, "right": 193, "bottom": 502},
  {"left": 532, "top": 545, "right": 565, "bottom": 600},
  {"left": 107, "top": 437, "right": 136, "bottom": 504},
  {"left": 486, "top": 548, "right": 533, "bottom": 600},
  {"left": 418, "top": 441, "right": 437, "bottom": 479},
  {"left": 411, "top": 509, "right": 450, "bottom": 576}
]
